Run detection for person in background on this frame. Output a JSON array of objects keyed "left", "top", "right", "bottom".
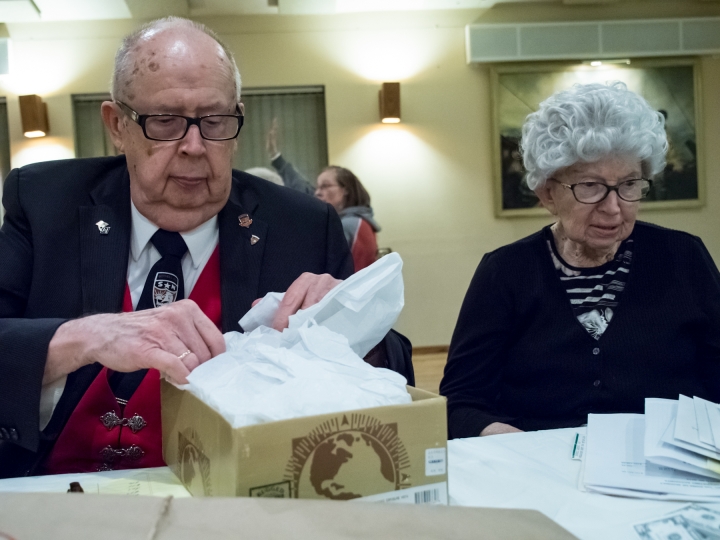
[
  {"left": 440, "top": 81, "right": 720, "bottom": 439},
  {"left": 266, "top": 119, "right": 380, "bottom": 272},
  {"left": 315, "top": 166, "right": 380, "bottom": 273}
]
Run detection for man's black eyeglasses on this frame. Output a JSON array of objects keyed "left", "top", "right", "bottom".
[
  {"left": 115, "top": 101, "right": 244, "bottom": 141},
  {"left": 549, "top": 178, "right": 653, "bottom": 204}
]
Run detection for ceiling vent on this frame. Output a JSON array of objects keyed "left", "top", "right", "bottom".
[{"left": 466, "top": 17, "right": 720, "bottom": 63}]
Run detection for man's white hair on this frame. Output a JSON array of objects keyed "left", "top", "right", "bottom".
[
  {"left": 110, "top": 16, "right": 241, "bottom": 103},
  {"left": 520, "top": 81, "right": 667, "bottom": 190}
]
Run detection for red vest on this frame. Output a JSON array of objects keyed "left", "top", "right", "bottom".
[{"left": 44, "top": 247, "right": 221, "bottom": 474}]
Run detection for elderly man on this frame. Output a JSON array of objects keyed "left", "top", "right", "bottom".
[{"left": 0, "top": 17, "right": 411, "bottom": 477}]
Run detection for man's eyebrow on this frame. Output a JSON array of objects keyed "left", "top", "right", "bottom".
[
  {"left": 148, "top": 102, "right": 235, "bottom": 115},
  {"left": 196, "top": 102, "right": 236, "bottom": 115}
]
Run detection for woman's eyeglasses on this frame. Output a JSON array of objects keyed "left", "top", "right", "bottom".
[{"left": 549, "top": 178, "right": 652, "bottom": 204}]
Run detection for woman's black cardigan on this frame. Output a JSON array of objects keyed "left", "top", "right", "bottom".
[{"left": 441, "top": 222, "right": 720, "bottom": 439}]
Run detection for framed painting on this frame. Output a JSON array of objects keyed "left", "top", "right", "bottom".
[{"left": 490, "top": 58, "right": 704, "bottom": 217}]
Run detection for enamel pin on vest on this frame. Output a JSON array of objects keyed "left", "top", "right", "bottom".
[
  {"left": 250, "top": 235, "right": 260, "bottom": 245},
  {"left": 96, "top": 220, "right": 110, "bottom": 235}
]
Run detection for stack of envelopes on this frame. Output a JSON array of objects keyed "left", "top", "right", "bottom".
[
  {"left": 644, "top": 396, "right": 720, "bottom": 480},
  {"left": 580, "top": 396, "right": 720, "bottom": 501}
]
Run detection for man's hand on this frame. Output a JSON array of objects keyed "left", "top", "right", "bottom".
[
  {"left": 45, "top": 300, "right": 225, "bottom": 385},
  {"left": 269, "top": 272, "right": 341, "bottom": 331},
  {"left": 480, "top": 422, "right": 523, "bottom": 437}
]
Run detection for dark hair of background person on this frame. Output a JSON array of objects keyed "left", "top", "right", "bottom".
[{"left": 324, "top": 166, "right": 371, "bottom": 208}]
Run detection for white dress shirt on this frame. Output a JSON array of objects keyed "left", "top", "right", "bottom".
[
  {"left": 39, "top": 202, "right": 219, "bottom": 430},
  {"left": 127, "top": 202, "right": 219, "bottom": 309}
]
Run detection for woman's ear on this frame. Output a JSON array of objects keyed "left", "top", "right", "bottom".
[{"left": 534, "top": 181, "right": 558, "bottom": 215}]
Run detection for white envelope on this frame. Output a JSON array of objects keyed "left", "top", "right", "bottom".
[
  {"left": 675, "top": 395, "right": 718, "bottom": 454},
  {"left": 707, "top": 402, "right": 720, "bottom": 452},
  {"left": 644, "top": 398, "right": 720, "bottom": 480},
  {"left": 695, "top": 396, "right": 716, "bottom": 447},
  {"left": 584, "top": 414, "right": 720, "bottom": 499}
]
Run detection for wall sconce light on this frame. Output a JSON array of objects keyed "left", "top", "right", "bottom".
[
  {"left": 379, "top": 82, "right": 400, "bottom": 124},
  {"left": 19, "top": 94, "right": 49, "bottom": 138}
]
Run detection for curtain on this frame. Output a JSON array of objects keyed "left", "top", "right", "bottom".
[
  {"left": 235, "top": 86, "right": 328, "bottom": 184},
  {"left": 72, "top": 94, "right": 118, "bottom": 158}
]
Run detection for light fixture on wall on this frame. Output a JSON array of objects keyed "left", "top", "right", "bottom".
[
  {"left": 379, "top": 82, "right": 400, "bottom": 124},
  {"left": 19, "top": 94, "right": 49, "bottom": 138},
  {"left": 582, "top": 59, "right": 631, "bottom": 68}
]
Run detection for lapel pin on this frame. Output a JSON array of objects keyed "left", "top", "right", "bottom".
[
  {"left": 238, "top": 214, "right": 253, "bottom": 228},
  {"left": 95, "top": 220, "right": 110, "bottom": 235},
  {"left": 250, "top": 235, "right": 260, "bottom": 245}
]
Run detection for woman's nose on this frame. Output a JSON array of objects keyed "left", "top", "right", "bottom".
[{"left": 598, "top": 189, "right": 621, "bottom": 213}]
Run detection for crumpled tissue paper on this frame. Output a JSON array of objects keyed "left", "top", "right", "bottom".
[{"left": 184, "top": 253, "right": 410, "bottom": 428}]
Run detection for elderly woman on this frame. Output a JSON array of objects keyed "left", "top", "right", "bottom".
[{"left": 440, "top": 82, "right": 720, "bottom": 438}]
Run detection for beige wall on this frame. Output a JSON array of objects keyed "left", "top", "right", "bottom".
[{"left": 2, "top": 4, "right": 720, "bottom": 346}]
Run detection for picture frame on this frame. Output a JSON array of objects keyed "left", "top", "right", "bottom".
[{"left": 490, "top": 57, "right": 704, "bottom": 217}]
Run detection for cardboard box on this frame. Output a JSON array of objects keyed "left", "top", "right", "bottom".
[
  {"left": 0, "top": 492, "right": 580, "bottom": 539},
  {"left": 161, "top": 381, "right": 448, "bottom": 502}
]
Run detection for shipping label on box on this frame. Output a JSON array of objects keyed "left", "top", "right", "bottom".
[{"left": 162, "top": 382, "right": 448, "bottom": 504}]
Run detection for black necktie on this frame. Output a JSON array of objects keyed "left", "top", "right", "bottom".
[
  {"left": 136, "top": 229, "right": 188, "bottom": 311},
  {"left": 109, "top": 229, "right": 189, "bottom": 401}
]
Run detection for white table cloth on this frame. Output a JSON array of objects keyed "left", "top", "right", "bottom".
[{"left": 448, "top": 427, "right": 720, "bottom": 540}]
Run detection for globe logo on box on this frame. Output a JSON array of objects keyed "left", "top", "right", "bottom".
[
  {"left": 284, "top": 413, "right": 411, "bottom": 500},
  {"left": 178, "top": 430, "right": 212, "bottom": 496}
]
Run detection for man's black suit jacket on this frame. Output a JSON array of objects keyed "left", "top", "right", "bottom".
[{"left": 0, "top": 155, "right": 368, "bottom": 477}]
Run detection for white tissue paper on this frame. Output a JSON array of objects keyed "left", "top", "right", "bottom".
[{"left": 185, "top": 253, "right": 410, "bottom": 429}]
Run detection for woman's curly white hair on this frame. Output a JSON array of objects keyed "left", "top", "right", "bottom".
[{"left": 520, "top": 81, "right": 668, "bottom": 190}]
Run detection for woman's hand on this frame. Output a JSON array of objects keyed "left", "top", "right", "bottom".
[{"left": 480, "top": 422, "right": 523, "bottom": 436}]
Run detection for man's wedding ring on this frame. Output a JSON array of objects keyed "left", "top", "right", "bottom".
[{"left": 178, "top": 350, "right": 192, "bottom": 361}]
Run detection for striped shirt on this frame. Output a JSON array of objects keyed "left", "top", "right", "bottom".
[{"left": 545, "top": 228, "right": 634, "bottom": 340}]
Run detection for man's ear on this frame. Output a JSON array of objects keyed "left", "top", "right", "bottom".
[
  {"left": 534, "top": 181, "right": 558, "bottom": 215},
  {"left": 231, "top": 102, "right": 244, "bottom": 153},
  {"left": 100, "top": 101, "right": 125, "bottom": 153}
]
